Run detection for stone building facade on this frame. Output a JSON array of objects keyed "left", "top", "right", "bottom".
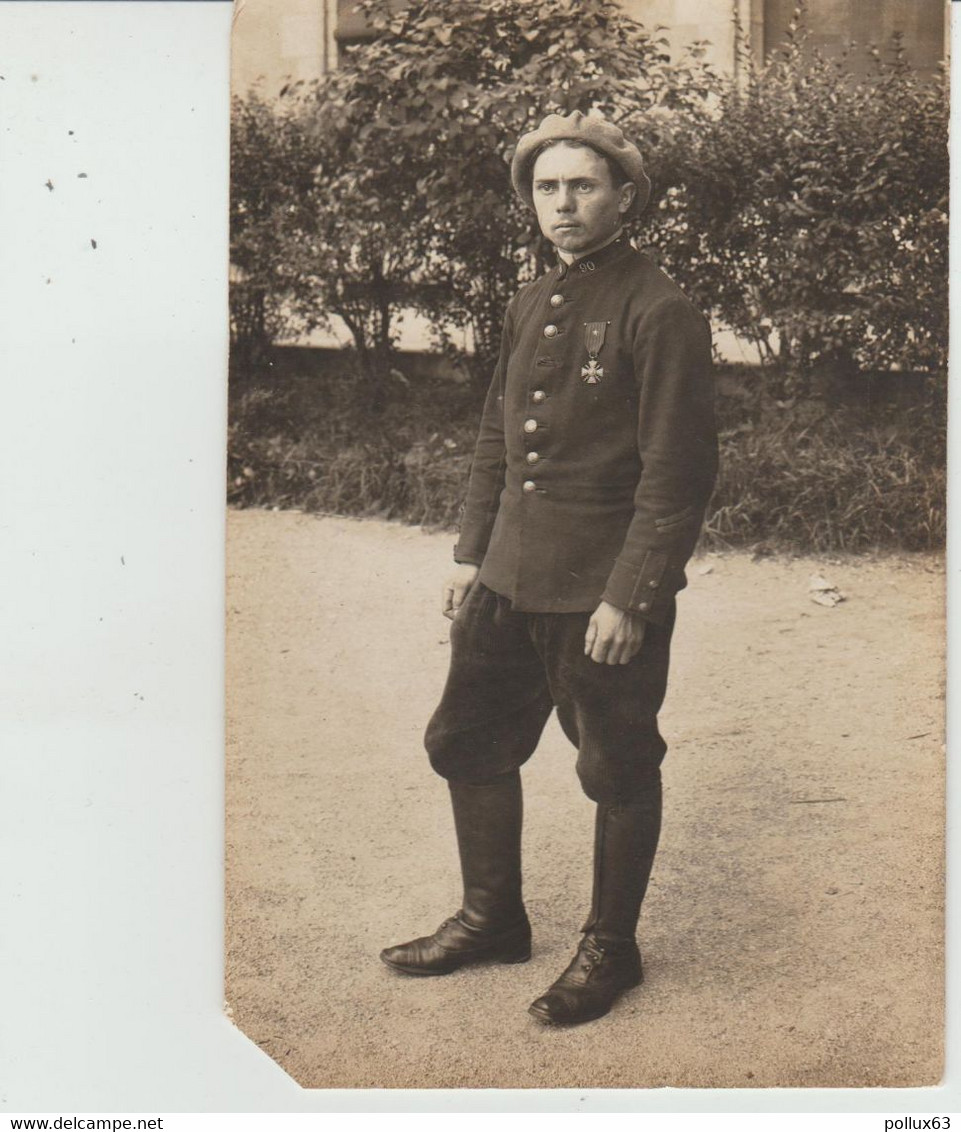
[{"left": 233, "top": 0, "right": 947, "bottom": 96}]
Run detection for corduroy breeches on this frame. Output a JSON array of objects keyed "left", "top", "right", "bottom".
[{"left": 425, "top": 583, "right": 676, "bottom": 805}]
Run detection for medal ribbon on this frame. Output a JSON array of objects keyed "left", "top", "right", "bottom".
[{"left": 584, "top": 321, "right": 608, "bottom": 358}]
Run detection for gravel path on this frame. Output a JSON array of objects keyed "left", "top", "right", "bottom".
[{"left": 225, "top": 509, "right": 944, "bottom": 1089}]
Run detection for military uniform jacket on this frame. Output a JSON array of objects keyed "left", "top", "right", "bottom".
[{"left": 454, "top": 237, "right": 718, "bottom": 626}]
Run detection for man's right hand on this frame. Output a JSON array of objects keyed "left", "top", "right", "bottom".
[{"left": 442, "top": 563, "right": 480, "bottom": 620}]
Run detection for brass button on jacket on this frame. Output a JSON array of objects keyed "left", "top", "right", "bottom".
[
  {"left": 543, "top": 324, "right": 558, "bottom": 338},
  {"left": 453, "top": 238, "right": 718, "bottom": 622},
  {"left": 523, "top": 419, "right": 538, "bottom": 434},
  {"left": 550, "top": 294, "right": 565, "bottom": 308},
  {"left": 532, "top": 390, "right": 547, "bottom": 403}
]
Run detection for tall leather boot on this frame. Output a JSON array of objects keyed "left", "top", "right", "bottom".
[
  {"left": 528, "top": 783, "right": 661, "bottom": 1024},
  {"left": 380, "top": 771, "right": 531, "bottom": 975}
]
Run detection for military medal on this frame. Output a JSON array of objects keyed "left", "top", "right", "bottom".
[{"left": 581, "top": 321, "right": 609, "bottom": 384}]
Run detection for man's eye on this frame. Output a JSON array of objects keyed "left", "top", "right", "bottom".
[
  {"left": 536, "top": 184, "right": 555, "bottom": 194},
  {"left": 576, "top": 182, "right": 594, "bottom": 192}
]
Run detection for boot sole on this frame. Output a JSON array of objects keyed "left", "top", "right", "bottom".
[{"left": 380, "top": 945, "right": 531, "bottom": 977}]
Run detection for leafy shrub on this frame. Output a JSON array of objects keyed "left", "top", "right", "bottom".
[
  {"left": 230, "top": 94, "right": 316, "bottom": 371},
  {"left": 645, "top": 20, "right": 948, "bottom": 390}
]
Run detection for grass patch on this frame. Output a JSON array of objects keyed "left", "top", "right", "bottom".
[
  {"left": 228, "top": 364, "right": 945, "bottom": 553},
  {"left": 710, "top": 408, "right": 945, "bottom": 552}
]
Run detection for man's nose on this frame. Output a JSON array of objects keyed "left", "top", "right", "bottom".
[{"left": 556, "top": 184, "right": 575, "bottom": 211}]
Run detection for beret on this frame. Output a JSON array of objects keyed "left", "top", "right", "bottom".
[{"left": 511, "top": 110, "right": 651, "bottom": 217}]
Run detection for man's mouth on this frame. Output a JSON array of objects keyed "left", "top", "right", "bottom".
[{"left": 554, "top": 223, "right": 580, "bottom": 231}]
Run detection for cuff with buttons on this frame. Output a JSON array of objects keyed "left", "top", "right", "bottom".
[{"left": 601, "top": 550, "right": 672, "bottom": 623}]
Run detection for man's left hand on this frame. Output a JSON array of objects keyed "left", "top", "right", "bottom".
[{"left": 584, "top": 601, "right": 647, "bottom": 665}]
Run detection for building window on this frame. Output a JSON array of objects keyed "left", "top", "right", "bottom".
[{"left": 762, "top": 0, "right": 945, "bottom": 75}]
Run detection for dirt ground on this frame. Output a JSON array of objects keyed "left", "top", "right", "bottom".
[{"left": 225, "top": 508, "right": 944, "bottom": 1090}]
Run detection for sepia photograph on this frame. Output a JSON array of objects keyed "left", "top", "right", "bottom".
[{"left": 225, "top": 0, "right": 947, "bottom": 1090}]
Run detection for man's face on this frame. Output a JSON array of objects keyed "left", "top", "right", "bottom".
[{"left": 530, "top": 142, "right": 635, "bottom": 257}]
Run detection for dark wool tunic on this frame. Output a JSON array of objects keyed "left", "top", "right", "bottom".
[{"left": 454, "top": 237, "right": 718, "bottom": 624}]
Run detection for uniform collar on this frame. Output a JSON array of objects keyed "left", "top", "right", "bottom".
[{"left": 555, "top": 233, "right": 630, "bottom": 280}]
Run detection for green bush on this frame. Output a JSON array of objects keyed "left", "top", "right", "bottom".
[
  {"left": 644, "top": 21, "right": 948, "bottom": 389},
  {"left": 230, "top": 94, "right": 316, "bottom": 371}
]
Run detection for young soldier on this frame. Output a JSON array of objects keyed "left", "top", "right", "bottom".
[{"left": 381, "top": 110, "right": 718, "bottom": 1026}]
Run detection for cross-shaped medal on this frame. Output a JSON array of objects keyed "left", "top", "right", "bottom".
[{"left": 581, "top": 357, "right": 604, "bottom": 384}]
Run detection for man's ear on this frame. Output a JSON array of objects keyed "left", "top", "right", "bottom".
[{"left": 618, "top": 182, "right": 637, "bottom": 214}]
